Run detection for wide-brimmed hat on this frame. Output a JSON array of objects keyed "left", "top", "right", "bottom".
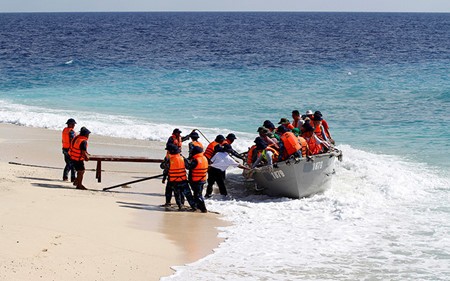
[
  {"left": 313, "top": 113, "right": 323, "bottom": 121},
  {"left": 263, "top": 120, "right": 275, "bottom": 129},
  {"left": 257, "top": 126, "right": 269, "bottom": 134},
  {"left": 305, "top": 110, "right": 313, "bottom": 116}
]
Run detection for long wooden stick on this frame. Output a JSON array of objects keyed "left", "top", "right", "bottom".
[{"left": 102, "top": 174, "right": 164, "bottom": 191}]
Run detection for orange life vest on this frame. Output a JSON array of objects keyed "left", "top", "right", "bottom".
[
  {"left": 190, "top": 141, "right": 204, "bottom": 150},
  {"left": 246, "top": 145, "right": 257, "bottom": 166},
  {"left": 298, "top": 136, "right": 308, "bottom": 157},
  {"left": 205, "top": 141, "right": 219, "bottom": 160},
  {"left": 280, "top": 132, "right": 301, "bottom": 157},
  {"left": 190, "top": 153, "right": 208, "bottom": 182},
  {"left": 304, "top": 135, "right": 322, "bottom": 155},
  {"left": 168, "top": 154, "right": 187, "bottom": 182},
  {"left": 171, "top": 134, "right": 182, "bottom": 148},
  {"left": 314, "top": 123, "right": 327, "bottom": 140},
  {"left": 263, "top": 146, "right": 279, "bottom": 162},
  {"left": 286, "top": 124, "right": 294, "bottom": 130},
  {"left": 69, "top": 135, "right": 88, "bottom": 161},
  {"left": 62, "top": 127, "right": 74, "bottom": 149}
]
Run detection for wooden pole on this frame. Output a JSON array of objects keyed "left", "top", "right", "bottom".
[{"left": 102, "top": 174, "right": 164, "bottom": 191}]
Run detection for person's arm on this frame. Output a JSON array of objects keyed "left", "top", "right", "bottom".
[
  {"left": 80, "top": 141, "right": 90, "bottom": 161},
  {"left": 251, "top": 153, "right": 264, "bottom": 169}
]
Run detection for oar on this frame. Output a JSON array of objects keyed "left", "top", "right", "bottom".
[{"left": 102, "top": 174, "right": 164, "bottom": 191}]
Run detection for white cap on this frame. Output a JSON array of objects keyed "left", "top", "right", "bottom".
[{"left": 305, "top": 110, "right": 313, "bottom": 115}]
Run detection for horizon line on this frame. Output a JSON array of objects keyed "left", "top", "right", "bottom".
[{"left": 1, "top": 10, "right": 449, "bottom": 14}]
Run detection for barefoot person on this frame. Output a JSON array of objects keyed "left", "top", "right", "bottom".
[
  {"left": 62, "top": 118, "right": 77, "bottom": 182},
  {"left": 70, "top": 127, "right": 91, "bottom": 190}
]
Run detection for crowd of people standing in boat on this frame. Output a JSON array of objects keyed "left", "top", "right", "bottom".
[{"left": 60, "top": 109, "right": 334, "bottom": 212}]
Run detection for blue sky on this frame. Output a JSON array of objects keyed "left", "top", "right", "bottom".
[{"left": 1, "top": 0, "right": 450, "bottom": 13}]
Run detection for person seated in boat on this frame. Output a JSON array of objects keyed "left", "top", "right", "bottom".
[
  {"left": 257, "top": 126, "right": 279, "bottom": 150},
  {"left": 292, "top": 110, "right": 304, "bottom": 129},
  {"left": 188, "top": 131, "right": 204, "bottom": 159},
  {"left": 304, "top": 110, "right": 314, "bottom": 121},
  {"left": 292, "top": 128, "right": 309, "bottom": 158},
  {"left": 204, "top": 134, "right": 226, "bottom": 162},
  {"left": 276, "top": 126, "right": 302, "bottom": 161},
  {"left": 222, "top": 133, "right": 245, "bottom": 160},
  {"left": 278, "top": 118, "right": 295, "bottom": 131},
  {"left": 301, "top": 123, "right": 329, "bottom": 155},
  {"left": 314, "top": 111, "right": 334, "bottom": 144},
  {"left": 251, "top": 137, "right": 279, "bottom": 169},
  {"left": 312, "top": 113, "right": 332, "bottom": 145}
]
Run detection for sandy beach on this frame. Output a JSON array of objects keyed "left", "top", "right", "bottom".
[{"left": 0, "top": 123, "right": 226, "bottom": 280}]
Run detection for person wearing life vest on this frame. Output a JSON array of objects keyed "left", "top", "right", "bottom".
[
  {"left": 314, "top": 110, "right": 334, "bottom": 144},
  {"left": 291, "top": 110, "right": 305, "bottom": 129},
  {"left": 278, "top": 118, "right": 295, "bottom": 131},
  {"left": 188, "top": 131, "right": 204, "bottom": 159},
  {"left": 62, "top": 118, "right": 77, "bottom": 182},
  {"left": 246, "top": 144, "right": 258, "bottom": 167},
  {"left": 162, "top": 144, "right": 196, "bottom": 211},
  {"left": 277, "top": 125, "right": 302, "bottom": 161},
  {"left": 222, "top": 133, "right": 245, "bottom": 160},
  {"left": 292, "top": 128, "right": 309, "bottom": 157},
  {"left": 263, "top": 120, "right": 280, "bottom": 142},
  {"left": 166, "top": 128, "right": 191, "bottom": 152},
  {"left": 312, "top": 113, "right": 332, "bottom": 148},
  {"left": 304, "top": 110, "right": 314, "bottom": 122},
  {"left": 205, "top": 144, "right": 250, "bottom": 198},
  {"left": 204, "top": 134, "right": 226, "bottom": 161},
  {"left": 257, "top": 126, "right": 280, "bottom": 150},
  {"left": 187, "top": 146, "right": 208, "bottom": 213},
  {"left": 251, "top": 137, "right": 279, "bottom": 168},
  {"left": 301, "top": 122, "right": 328, "bottom": 155},
  {"left": 69, "top": 126, "right": 91, "bottom": 190}
]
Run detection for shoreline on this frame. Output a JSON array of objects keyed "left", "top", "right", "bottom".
[{"left": 0, "top": 123, "right": 227, "bottom": 280}]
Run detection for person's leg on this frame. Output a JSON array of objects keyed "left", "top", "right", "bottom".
[
  {"left": 172, "top": 183, "right": 183, "bottom": 209},
  {"left": 205, "top": 168, "right": 216, "bottom": 197},
  {"left": 180, "top": 182, "right": 196, "bottom": 210},
  {"left": 62, "top": 149, "right": 70, "bottom": 181},
  {"left": 73, "top": 161, "right": 87, "bottom": 190},
  {"left": 191, "top": 181, "right": 207, "bottom": 212},
  {"left": 216, "top": 169, "right": 227, "bottom": 196},
  {"left": 164, "top": 182, "right": 172, "bottom": 206}
]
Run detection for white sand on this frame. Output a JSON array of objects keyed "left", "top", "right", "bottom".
[{"left": 0, "top": 123, "right": 226, "bottom": 280}]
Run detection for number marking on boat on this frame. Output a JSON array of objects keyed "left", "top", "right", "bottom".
[
  {"left": 271, "top": 170, "right": 285, "bottom": 179},
  {"left": 313, "top": 161, "right": 323, "bottom": 171}
]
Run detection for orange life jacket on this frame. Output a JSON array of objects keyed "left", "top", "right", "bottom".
[
  {"left": 62, "top": 127, "right": 74, "bottom": 149},
  {"left": 205, "top": 141, "right": 219, "bottom": 160},
  {"left": 304, "top": 134, "right": 322, "bottom": 155},
  {"left": 190, "top": 141, "right": 204, "bottom": 150},
  {"left": 246, "top": 145, "right": 257, "bottom": 166},
  {"left": 190, "top": 153, "right": 208, "bottom": 182},
  {"left": 69, "top": 135, "right": 88, "bottom": 161},
  {"left": 298, "top": 136, "right": 308, "bottom": 157},
  {"left": 286, "top": 124, "right": 295, "bottom": 130},
  {"left": 168, "top": 154, "right": 187, "bottom": 182},
  {"left": 171, "top": 134, "right": 182, "bottom": 148},
  {"left": 314, "top": 123, "right": 328, "bottom": 140},
  {"left": 263, "top": 146, "right": 279, "bottom": 162},
  {"left": 280, "top": 132, "right": 301, "bottom": 157}
]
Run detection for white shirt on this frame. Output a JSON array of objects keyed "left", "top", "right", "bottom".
[{"left": 210, "top": 152, "right": 240, "bottom": 171}]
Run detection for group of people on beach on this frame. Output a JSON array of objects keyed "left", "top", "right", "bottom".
[
  {"left": 161, "top": 109, "right": 334, "bottom": 212},
  {"left": 60, "top": 109, "right": 333, "bottom": 212}
]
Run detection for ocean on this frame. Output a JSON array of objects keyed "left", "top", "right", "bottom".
[{"left": 0, "top": 12, "right": 449, "bottom": 280}]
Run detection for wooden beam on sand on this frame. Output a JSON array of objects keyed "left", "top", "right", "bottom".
[{"left": 89, "top": 155, "right": 163, "bottom": 183}]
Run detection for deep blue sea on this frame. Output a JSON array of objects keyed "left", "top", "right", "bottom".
[{"left": 1, "top": 12, "right": 449, "bottom": 280}]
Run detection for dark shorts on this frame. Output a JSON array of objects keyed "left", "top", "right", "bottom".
[{"left": 72, "top": 160, "right": 85, "bottom": 171}]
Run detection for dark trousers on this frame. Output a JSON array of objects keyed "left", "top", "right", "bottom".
[
  {"left": 190, "top": 181, "right": 207, "bottom": 212},
  {"left": 165, "top": 182, "right": 184, "bottom": 205},
  {"left": 206, "top": 167, "right": 227, "bottom": 196},
  {"left": 62, "top": 148, "right": 76, "bottom": 180},
  {"left": 171, "top": 181, "right": 196, "bottom": 209}
]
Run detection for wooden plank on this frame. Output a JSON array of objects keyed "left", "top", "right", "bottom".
[{"left": 89, "top": 155, "right": 163, "bottom": 163}]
